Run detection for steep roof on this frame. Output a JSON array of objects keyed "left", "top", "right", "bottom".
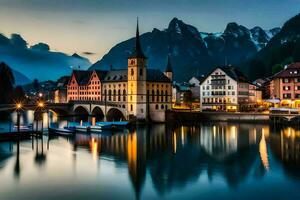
[
  {"left": 102, "top": 69, "right": 128, "bottom": 82},
  {"left": 102, "top": 68, "right": 171, "bottom": 83},
  {"left": 165, "top": 55, "right": 173, "bottom": 72},
  {"left": 147, "top": 69, "right": 171, "bottom": 82},
  {"left": 70, "top": 67, "right": 171, "bottom": 84},
  {"left": 219, "top": 66, "right": 249, "bottom": 83},
  {"left": 273, "top": 62, "right": 300, "bottom": 78},
  {"left": 73, "top": 70, "right": 93, "bottom": 85},
  {"left": 199, "top": 65, "right": 249, "bottom": 84},
  {"left": 128, "top": 19, "right": 146, "bottom": 59},
  {"left": 95, "top": 70, "right": 108, "bottom": 80}
]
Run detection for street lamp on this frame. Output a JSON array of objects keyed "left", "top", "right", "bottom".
[
  {"left": 16, "top": 103, "right": 22, "bottom": 133},
  {"left": 38, "top": 102, "right": 44, "bottom": 108}
]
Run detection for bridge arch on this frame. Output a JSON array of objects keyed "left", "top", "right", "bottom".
[
  {"left": 74, "top": 105, "right": 90, "bottom": 116},
  {"left": 48, "top": 108, "right": 69, "bottom": 116},
  {"left": 106, "top": 108, "right": 126, "bottom": 121},
  {"left": 91, "top": 106, "right": 105, "bottom": 121}
]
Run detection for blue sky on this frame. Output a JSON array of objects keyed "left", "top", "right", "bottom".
[{"left": 0, "top": 0, "right": 299, "bottom": 62}]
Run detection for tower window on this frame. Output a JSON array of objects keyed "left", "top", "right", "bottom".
[
  {"left": 131, "top": 60, "right": 135, "bottom": 65},
  {"left": 131, "top": 68, "right": 134, "bottom": 76},
  {"left": 131, "top": 105, "right": 133, "bottom": 111},
  {"left": 139, "top": 68, "right": 143, "bottom": 76}
]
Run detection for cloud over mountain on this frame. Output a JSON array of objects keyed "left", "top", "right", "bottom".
[{"left": 0, "top": 33, "right": 91, "bottom": 83}]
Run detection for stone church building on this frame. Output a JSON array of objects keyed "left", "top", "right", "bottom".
[{"left": 67, "top": 21, "right": 173, "bottom": 121}]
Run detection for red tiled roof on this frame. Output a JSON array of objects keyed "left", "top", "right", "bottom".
[{"left": 273, "top": 63, "right": 300, "bottom": 78}]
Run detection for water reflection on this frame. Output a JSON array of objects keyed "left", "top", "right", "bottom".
[{"left": 0, "top": 120, "right": 300, "bottom": 199}]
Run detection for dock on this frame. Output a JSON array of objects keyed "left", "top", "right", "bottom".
[{"left": 0, "top": 131, "right": 43, "bottom": 142}]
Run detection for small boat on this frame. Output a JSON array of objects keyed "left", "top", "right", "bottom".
[
  {"left": 96, "top": 121, "right": 129, "bottom": 129},
  {"left": 63, "top": 126, "right": 76, "bottom": 131},
  {"left": 90, "top": 124, "right": 112, "bottom": 132},
  {"left": 48, "top": 127, "right": 75, "bottom": 136},
  {"left": 13, "top": 124, "right": 33, "bottom": 131},
  {"left": 75, "top": 126, "right": 91, "bottom": 133}
]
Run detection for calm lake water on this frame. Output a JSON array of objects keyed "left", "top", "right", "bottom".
[{"left": 0, "top": 111, "right": 299, "bottom": 200}]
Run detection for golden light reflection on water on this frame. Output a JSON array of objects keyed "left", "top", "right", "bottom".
[
  {"left": 259, "top": 131, "right": 270, "bottom": 171},
  {"left": 173, "top": 132, "right": 177, "bottom": 154},
  {"left": 127, "top": 132, "right": 137, "bottom": 178},
  {"left": 90, "top": 138, "right": 99, "bottom": 162}
]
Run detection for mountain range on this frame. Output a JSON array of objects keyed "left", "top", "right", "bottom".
[
  {"left": 245, "top": 13, "right": 300, "bottom": 80},
  {"left": 90, "top": 17, "right": 281, "bottom": 81},
  {"left": 2, "top": 13, "right": 300, "bottom": 84},
  {"left": 0, "top": 33, "right": 91, "bottom": 85}
]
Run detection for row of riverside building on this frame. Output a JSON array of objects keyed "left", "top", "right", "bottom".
[
  {"left": 184, "top": 62, "right": 300, "bottom": 112},
  {"left": 53, "top": 20, "right": 300, "bottom": 120}
]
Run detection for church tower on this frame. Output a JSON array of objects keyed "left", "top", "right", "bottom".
[
  {"left": 127, "top": 19, "right": 147, "bottom": 120},
  {"left": 164, "top": 55, "right": 173, "bottom": 81}
]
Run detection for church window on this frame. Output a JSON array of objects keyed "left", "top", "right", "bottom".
[
  {"left": 130, "top": 105, "right": 133, "bottom": 111},
  {"left": 131, "top": 68, "right": 134, "bottom": 76},
  {"left": 131, "top": 60, "right": 135, "bottom": 65},
  {"left": 161, "top": 105, "right": 164, "bottom": 109}
]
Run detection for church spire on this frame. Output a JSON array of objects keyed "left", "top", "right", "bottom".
[
  {"left": 165, "top": 54, "right": 173, "bottom": 72},
  {"left": 129, "top": 18, "right": 146, "bottom": 59}
]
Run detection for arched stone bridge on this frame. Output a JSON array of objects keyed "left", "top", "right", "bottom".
[
  {"left": 71, "top": 101, "right": 127, "bottom": 121},
  {"left": 0, "top": 101, "right": 127, "bottom": 121}
]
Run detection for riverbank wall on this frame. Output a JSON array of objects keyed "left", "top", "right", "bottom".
[{"left": 166, "top": 111, "right": 270, "bottom": 124}]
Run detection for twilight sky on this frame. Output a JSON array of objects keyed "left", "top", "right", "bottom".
[{"left": 0, "top": 0, "right": 300, "bottom": 63}]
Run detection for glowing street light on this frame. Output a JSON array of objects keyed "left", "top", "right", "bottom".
[
  {"left": 16, "top": 103, "right": 22, "bottom": 110},
  {"left": 15, "top": 103, "right": 22, "bottom": 133},
  {"left": 38, "top": 102, "right": 44, "bottom": 108}
]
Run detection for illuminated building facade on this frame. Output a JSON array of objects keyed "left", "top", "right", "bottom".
[
  {"left": 200, "top": 66, "right": 261, "bottom": 112},
  {"left": 67, "top": 21, "right": 173, "bottom": 121},
  {"left": 270, "top": 62, "right": 300, "bottom": 108}
]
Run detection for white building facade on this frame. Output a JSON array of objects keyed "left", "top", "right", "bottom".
[{"left": 200, "top": 66, "right": 252, "bottom": 112}]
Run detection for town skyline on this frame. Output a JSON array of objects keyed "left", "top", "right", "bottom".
[{"left": 1, "top": 0, "right": 300, "bottom": 62}]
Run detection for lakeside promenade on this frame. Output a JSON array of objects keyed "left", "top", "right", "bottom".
[{"left": 166, "top": 110, "right": 300, "bottom": 124}]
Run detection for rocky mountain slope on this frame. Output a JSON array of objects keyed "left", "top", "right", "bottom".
[
  {"left": 245, "top": 13, "right": 300, "bottom": 80},
  {"left": 90, "top": 18, "right": 280, "bottom": 81}
]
